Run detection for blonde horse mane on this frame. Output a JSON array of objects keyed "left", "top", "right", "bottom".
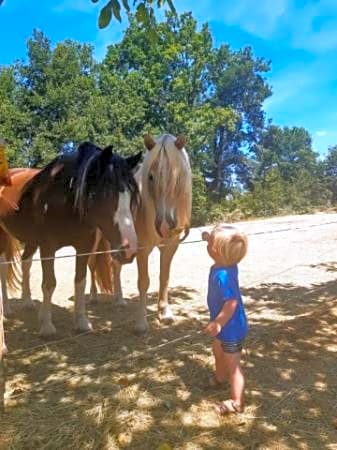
[{"left": 140, "top": 134, "right": 192, "bottom": 234}]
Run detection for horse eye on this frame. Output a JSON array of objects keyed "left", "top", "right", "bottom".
[{"left": 148, "top": 174, "right": 154, "bottom": 182}]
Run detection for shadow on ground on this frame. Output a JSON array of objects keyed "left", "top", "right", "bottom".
[{"left": 1, "top": 281, "right": 336, "bottom": 449}]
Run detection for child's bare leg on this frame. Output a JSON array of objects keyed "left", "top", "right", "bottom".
[
  {"left": 214, "top": 351, "right": 244, "bottom": 415},
  {"left": 212, "top": 339, "right": 228, "bottom": 383},
  {"left": 224, "top": 351, "right": 244, "bottom": 407}
]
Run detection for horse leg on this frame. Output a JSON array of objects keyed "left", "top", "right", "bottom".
[
  {"left": 113, "top": 261, "right": 126, "bottom": 306},
  {"left": 89, "top": 262, "right": 98, "bottom": 303},
  {"left": 39, "top": 246, "right": 57, "bottom": 337},
  {"left": 21, "top": 244, "right": 37, "bottom": 309},
  {"left": 88, "top": 229, "right": 101, "bottom": 303},
  {"left": 135, "top": 249, "right": 151, "bottom": 334},
  {"left": 158, "top": 242, "right": 179, "bottom": 323},
  {"left": 74, "top": 251, "right": 92, "bottom": 332},
  {"left": 0, "top": 254, "right": 11, "bottom": 317}
]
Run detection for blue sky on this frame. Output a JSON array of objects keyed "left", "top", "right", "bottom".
[{"left": 1, "top": 0, "right": 337, "bottom": 156}]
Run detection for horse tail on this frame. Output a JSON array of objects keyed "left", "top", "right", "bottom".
[
  {"left": 90, "top": 236, "right": 113, "bottom": 294},
  {"left": 0, "top": 226, "right": 21, "bottom": 293}
]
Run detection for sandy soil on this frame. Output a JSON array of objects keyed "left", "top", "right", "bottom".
[{"left": 1, "top": 212, "right": 337, "bottom": 449}]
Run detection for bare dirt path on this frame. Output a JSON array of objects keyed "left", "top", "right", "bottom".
[{"left": 2, "top": 212, "right": 337, "bottom": 449}]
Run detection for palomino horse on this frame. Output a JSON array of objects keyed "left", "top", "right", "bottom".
[
  {"left": 0, "top": 143, "right": 141, "bottom": 337},
  {"left": 90, "top": 134, "right": 192, "bottom": 334}
]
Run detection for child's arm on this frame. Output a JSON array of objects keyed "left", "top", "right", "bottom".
[{"left": 204, "top": 298, "right": 238, "bottom": 337}]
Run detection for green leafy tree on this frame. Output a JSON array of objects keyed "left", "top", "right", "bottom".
[
  {"left": 252, "top": 125, "right": 329, "bottom": 213},
  {"left": 207, "top": 46, "right": 272, "bottom": 199},
  {"left": 14, "top": 30, "right": 100, "bottom": 165},
  {"left": 324, "top": 145, "right": 337, "bottom": 203}
]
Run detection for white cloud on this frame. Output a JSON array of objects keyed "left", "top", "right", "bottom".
[
  {"left": 222, "top": 0, "right": 289, "bottom": 39},
  {"left": 264, "top": 62, "right": 323, "bottom": 112},
  {"left": 316, "top": 130, "right": 327, "bottom": 137},
  {"left": 186, "top": 0, "right": 337, "bottom": 53}
]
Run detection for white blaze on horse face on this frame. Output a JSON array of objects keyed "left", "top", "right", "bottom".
[{"left": 114, "top": 190, "right": 137, "bottom": 258}]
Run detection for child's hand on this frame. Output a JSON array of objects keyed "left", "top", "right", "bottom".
[{"left": 204, "top": 320, "right": 222, "bottom": 337}]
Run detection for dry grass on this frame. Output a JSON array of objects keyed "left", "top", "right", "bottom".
[
  {"left": 1, "top": 286, "right": 337, "bottom": 450},
  {"left": 1, "top": 214, "right": 337, "bottom": 449}
]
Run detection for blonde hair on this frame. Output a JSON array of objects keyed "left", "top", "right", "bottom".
[{"left": 210, "top": 224, "right": 248, "bottom": 266}]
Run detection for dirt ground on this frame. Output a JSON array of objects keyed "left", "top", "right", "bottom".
[{"left": 1, "top": 212, "right": 337, "bottom": 450}]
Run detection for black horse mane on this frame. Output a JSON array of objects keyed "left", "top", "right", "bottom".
[{"left": 22, "top": 142, "right": 139, "bottom": 220}]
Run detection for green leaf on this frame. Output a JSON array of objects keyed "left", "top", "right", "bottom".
[
  {"left": 98, "top": 4, "right": 112, "bottom": 28},
  {"left": 121, "top": 0, "right": 130, "bottom": 12},
  {"left": 166, "top": 0, "right": 176, "bottom": 13},
  {"left": 135, "top": 3, "right": 148, "bottom": 23},
  {"left": 148, "top": 28, "right": 158, "bottom": 44},
  {"left": 110, "top": 0, "right": 122, "bottom": 22}
]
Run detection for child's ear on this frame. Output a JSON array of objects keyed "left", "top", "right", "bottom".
[{"left": 202, "top": 231, "right": 210, "bottom": 242}]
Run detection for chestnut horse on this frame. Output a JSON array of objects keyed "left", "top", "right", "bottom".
[
  {"left": 0, "top": 143, "right": 141, "bottom": 337},
  {"left": 0, "top": 168, "right": 40, "bottom": 316},
  {"left": 90, "top": 134, "right": 192, "bottom": 334}
]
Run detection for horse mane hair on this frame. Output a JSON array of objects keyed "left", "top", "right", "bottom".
[
  {"left": 22, "top": 142, "right": 139, "bottom": 220},
  {"left": 141, "top": 134, "right": 192, "bottom": 229}
]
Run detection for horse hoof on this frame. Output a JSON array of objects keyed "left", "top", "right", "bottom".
[
  {"left": 159, "top": 315, "right": 175, "bottom": 324},
  {"left": 158, "top": 307, "right": 174, "bottom": 324},
  {"left": 75, "top": 318, "right": 93, "bottom": 333},
  {"left": 22, "top": 300, "right": 36, "bottom": 310},
  {"left": 88, "top": 296, "right": 98, "bottom": 305},
  {"left": 116, "top": 296, "right": 127, "bottom": 307},
  {"left": 39, "top": 322, "right": 57, "bottom": 338},
  {"left": 134, "top": 323, "right": 149, "bottom": 336}
]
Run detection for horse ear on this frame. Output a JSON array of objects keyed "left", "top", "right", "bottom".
[
  {"left": 100, "top": 145, "right": 113, "bottom": 165},
  {"left": 126, "top": 151, "right": 142, "bottom": 173},
  {"left": 175, "top": 135, "right": 187, "bottom": 150},
  {"left": 144, "top": 134, "right": 156, "bottom": 151}
]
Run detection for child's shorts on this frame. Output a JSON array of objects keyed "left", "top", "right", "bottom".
[{"left": 219, "top": 339, "right": 245, "bottom": 354}]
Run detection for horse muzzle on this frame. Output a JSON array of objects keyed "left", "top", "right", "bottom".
[
  {"left": 156, "top": 213, "right": 177, "bottom": 239},
  {"left": 113, "top": 244, "right": 137, "bottom": 264}
]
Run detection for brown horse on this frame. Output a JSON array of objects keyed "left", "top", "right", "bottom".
[
  {"left": 90, "top": 134, "right": 192, "bottom": 333},
  {"left": 0, "top": 143, "right": 141, "bottom": 337}
]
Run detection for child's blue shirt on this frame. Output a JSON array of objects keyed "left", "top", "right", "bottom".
[{"left": 207, "top": 265, "right": 248, "bottom": 342}]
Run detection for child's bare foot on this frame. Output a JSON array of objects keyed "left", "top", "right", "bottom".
[{"left": 215, "top": 399, "right": 243, "bottom": 415}]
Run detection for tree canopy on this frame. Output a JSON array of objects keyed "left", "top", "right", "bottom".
[{"left": 0, "top": 12, "right": 334, "bottom": 224}]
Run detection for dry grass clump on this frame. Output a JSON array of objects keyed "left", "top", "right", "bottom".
[{"left": 1, "top": 286, "right": 336, "bottom": 450}]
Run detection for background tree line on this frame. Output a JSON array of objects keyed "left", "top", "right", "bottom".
[{"left": 1, "top": 12, "right": 337, "bottom": 225}]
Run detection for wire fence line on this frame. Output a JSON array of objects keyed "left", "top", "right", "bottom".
[
  {"left": 2, "top": 218, "right": 337, "bottom": 405},
  {"left": 5, "top": 281, "right": 336, "bottom": 402},
  {"left": 1, "top": 217, "right": 337, "bottom": 266},
  {"left": 6, "top": 231, "right": 337, "bottom": 359}
]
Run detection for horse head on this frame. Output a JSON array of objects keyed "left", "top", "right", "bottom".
[
  {"left": 74, "top": 143, "right": 142, "bottom": 263},
  {"left": 142, "top": 134, "right": 192, "bottom": 239}
]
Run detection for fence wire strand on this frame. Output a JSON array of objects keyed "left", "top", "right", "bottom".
[
  {"left": 2, "top": 217, "right": 337, "bottom": 406},
  {"left": 1, "top": 217, "right": 337, "bottom": 266}
]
